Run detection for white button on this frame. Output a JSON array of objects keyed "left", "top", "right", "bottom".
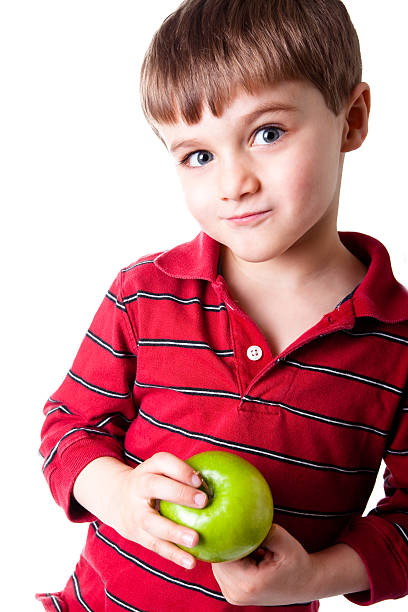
[{"left": 247, "top": 345, "right": 263, "bottom": 361}]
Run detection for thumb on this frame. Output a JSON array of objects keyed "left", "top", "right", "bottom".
[{"left": 262, "top": 524, "right": 298, "bottom": 558}]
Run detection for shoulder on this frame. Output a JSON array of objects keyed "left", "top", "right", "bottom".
[
  {"left": 116, "top": 249, "right": 167, "bottom": 298},
  {"left": 120, "top": 250, "right": 164, "bottom": 280}
]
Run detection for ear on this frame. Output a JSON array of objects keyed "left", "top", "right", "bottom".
[{"left": 340, "top": 82, "right": 371, "bottom": 153}]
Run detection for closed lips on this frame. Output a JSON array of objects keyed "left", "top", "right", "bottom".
[{"left": 227, "top": 210, "right": 271, "bottom": 219}]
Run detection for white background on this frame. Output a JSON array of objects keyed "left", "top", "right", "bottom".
[{"left": 1, "top": 1, "right": 407, "bottom": 610}]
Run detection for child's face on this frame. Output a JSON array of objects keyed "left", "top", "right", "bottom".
[{"left": 158, "top": 80, "right": 348, "bottom": 266}]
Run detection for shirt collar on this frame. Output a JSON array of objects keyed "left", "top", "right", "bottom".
[
  {"left": 154, "top": 230, "right": 408, "bottom": 323},
  {"left": 340, "top": 231, "right": 407, "bottom": 323},
  {"left": 154, "top": 231, "right": 220, "bottom": 282}
]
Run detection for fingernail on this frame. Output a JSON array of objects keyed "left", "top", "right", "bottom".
[
  {"left": 192, "top": 471, "right": 201, "bottom": 487},
  {"left": 182, "top": 556, "right": 195, "bottom": 569},
  {"left": 194, "top": 492, "right": 206, "bottom": 507},
  {"left": 182, "top": 533, "right": 196, "bottom": 547}
]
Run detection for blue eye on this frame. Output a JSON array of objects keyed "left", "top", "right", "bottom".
[
  {"left": 185, "top": 150, "right": 214, "bottom": 167},
  {"left": 253, "top": 126, "right": 284, "bottom": 145}
]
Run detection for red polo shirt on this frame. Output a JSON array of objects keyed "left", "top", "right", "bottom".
[{"left": 37, "top": 231, "right": 408, "bottom": 611}]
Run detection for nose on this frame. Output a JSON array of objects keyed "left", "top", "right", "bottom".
[{"left": 218, "top": 157, "right": 260, "bottom": 202}]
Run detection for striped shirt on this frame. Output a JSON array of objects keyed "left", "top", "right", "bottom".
[{"left": 37, "top": 230, "right": 408, "bottom": 612}]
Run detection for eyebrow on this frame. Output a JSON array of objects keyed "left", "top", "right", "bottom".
[
  {"left": 170, "top": 138, "right": 204, "bottom": 154},
  {"left": 169, "top": 102, "right": 299, "bottom": 154},
  {"left": 243, "top": 102, "right": 299, "bottom": 124}
]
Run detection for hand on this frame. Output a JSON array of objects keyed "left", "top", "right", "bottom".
[
  {"left": 73, "top": 453, "right": 207, "bottom": 570},
  {"left": 212, "top": 524, "right": 316, "bottom": 606},
  {"left": 113, "top": 452, "right": 208, "bottom": 569}
]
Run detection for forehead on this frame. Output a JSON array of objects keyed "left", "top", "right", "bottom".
[{"left": 157, "top": 80, "right": 329, "bottom": 149}]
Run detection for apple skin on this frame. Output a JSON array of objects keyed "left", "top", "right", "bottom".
[{"left": 159, "top": 450, "right": 273, "bottom": 563}]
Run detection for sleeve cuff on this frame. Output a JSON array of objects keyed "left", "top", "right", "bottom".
[
  {"left": 336, "top": 516, "right": 408, "bottom": 605},
  {"left": 49, "top": 435, "right": 125, "bottom": 522}
]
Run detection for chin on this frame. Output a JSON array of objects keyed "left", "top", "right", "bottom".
[{"left": 231, "top": 242, "right": 284, "bottom": 264}]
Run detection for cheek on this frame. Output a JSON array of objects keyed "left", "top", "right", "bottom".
[
  {"left": 291, "top": 160, "right": 321, "bottom": 204},
  {"left": 285, "top": 139, "right": 340, "bottom": 208},
  {"left": 178, "top": 175, "right": 202, "bottom": 212},
  {"left": 184, "top": 188, "right": 212, "bottom": 224}
]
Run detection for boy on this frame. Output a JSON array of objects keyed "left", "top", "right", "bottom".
[{"left": 37, "top": 0, "right": 408, "bottom": 610}]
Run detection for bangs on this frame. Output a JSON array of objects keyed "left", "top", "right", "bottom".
[
  {"left": 140, "top": 0, "right": 362, "bottom": 126},
  {"left": 141, "top": 36, "right": 304, "bottom": 125}
]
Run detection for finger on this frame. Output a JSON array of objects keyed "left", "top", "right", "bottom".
[
  {"left": 143, "top": 531, "right": 197, "bottom": 570},
  {"left": 142, "top": 510, "right": 199, "bottom": 549},
  {"left": 212, "top": 557, "right": 253, "bottom": 593},
  {"left": 146, "top": 473, "right": 207, "bottom": 508},
  {"left": 262, "top": 524, "right": 299, "bottom": 563},
  {"left": 263, "top": 524, "right": 292, "bottom": 548},
  {"left": 146, "top": 452, "right": 203, "bottom": 488}
]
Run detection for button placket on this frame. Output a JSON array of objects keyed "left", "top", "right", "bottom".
[{"left": 213, "top": 276, "right": 273, "bottom": 391}]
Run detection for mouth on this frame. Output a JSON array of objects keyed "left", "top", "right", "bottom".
[{"left": 225, "top": 209, "right": 273, "bottom": 224}]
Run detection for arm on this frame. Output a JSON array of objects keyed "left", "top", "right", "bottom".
[
  {"left": 213, "top": 397, "right": 408, "bottom": 606},
  {"left": 41, "top": 271, "right": 208, "bottom": 568},
  {"left": 311, "top": 540, "right": 370, "bottom": 598},
  {"left": 40, "top": 271, "right": 138, "bottom": 521},
  {"left": 212, "top": 523, "right": 369, "bottom": 607},
  {"left": 335, "top": 399, "right": 408, "bottom": 605}
]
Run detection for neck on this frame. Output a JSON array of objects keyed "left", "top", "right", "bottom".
[{"left": 220, "top": 225, "right": 366, "bottom": 297}]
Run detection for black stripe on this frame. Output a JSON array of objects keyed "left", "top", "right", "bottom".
[
  {"left": 42, "top": 427, "right": 115, "bottom": 471},
  {"left": 135, "top": 379, "right": 240, "bottom": 401},
  {"left": 69, "top": 370, "right": 131, "bottom": 399},
  {"left": 122, "top": 454, "right": 372, "bottom": 519},
  {"left": 139, "top": 378, "right": 386, "bottom": 437},
  {"left": 86, "top": 330, "right": 137, "bottom": 359},
  {"left": 344, "top": 329, "right": 408, "bottom": 346},
  {"left": 91, "top": 523, "right": 225, "bottom": 601},
  {"left": 122, "top": 290, "right": 227, "bottom": 311},
  {"left": 122, "top": 259, "right": 155, "bottom": 273},
  {"left": 124, "top": 449, "right": 143, "bottom": 464},
  {"left": 97, "top": 413, "right": 133, "bottom": 428},
  {"left": 45, "top": 404, "right": 73, "bottom": 417},
  {"left": 138, "top": 409, "right": 377, "bottom": 475},
  {"left": 105, "top": 589, "right": 147, "bottom": 612},
  {"left": 106, "top": 290, "right": 127, "bottom": 311},
  {"left": 274, "top": 504, "right": 363, "bottom": 519},
  {"left": 242, "top": 395, "right": 388, "bottom": 437},
  {"left": 285, "top": 359, "right": 403, "bottom": 395},
  {"left": 372, "top": 507, "right": 408, "bottom": 517},
  {"left": 114, "top": 453, "right": 363, "bottom": 519},
  {"left": 46, "top": 594, "right": 63, "bottom": 612},
  {"left": 386, "top": 448, "right": 408, "bottom": 456},
  {"left": 103, "top": 586, "right": 312, "bottom": 610},
  {"left": 71, "top": 572, "right": 94, "bottom": 612},
  {"left": 393, "top": 523, "right": 408, "bottom": 546},
  {"left": 137, "top": 338, "right": 233, "bottom": 356}
]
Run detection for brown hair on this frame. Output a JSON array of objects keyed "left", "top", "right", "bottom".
[{"left": 140, "top": 0, "right": 362, "bottom": 127}]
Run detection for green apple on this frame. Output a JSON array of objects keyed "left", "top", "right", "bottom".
[{"left": 159, "top": 450, "right": 273, "bottom": 563}]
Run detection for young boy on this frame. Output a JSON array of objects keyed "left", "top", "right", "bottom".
[{"left": 37, "top": 0, "right": 408, "bottom": 610}]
